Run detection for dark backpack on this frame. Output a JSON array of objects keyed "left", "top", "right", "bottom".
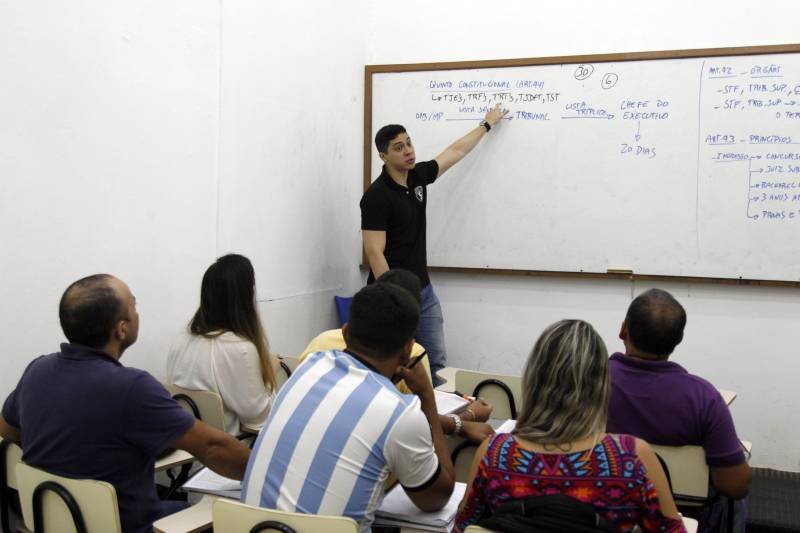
[{"left": 478, "top": 494, "right": 620, "bottom": 533}]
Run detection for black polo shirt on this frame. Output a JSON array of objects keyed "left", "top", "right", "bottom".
[{"left": 360, "top": 160, "right": 439, "bottom": 286}]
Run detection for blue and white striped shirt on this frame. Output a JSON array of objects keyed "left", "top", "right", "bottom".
[{"left": 242, "top": 350, "right": 439, "bottom": 531}]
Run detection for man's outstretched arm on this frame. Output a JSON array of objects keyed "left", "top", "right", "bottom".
[{"left": 434, "top": 104, "right": 508, "bottom": 177}]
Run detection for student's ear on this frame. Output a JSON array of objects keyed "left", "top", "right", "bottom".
[
  {"left": 619, "top": 320, "right": 628, "bottom": 341},
  {"left": 401, "top": 338, "right": 415, "bottom": 363},
  {"left": 341, "top": 323, "right": 349, "bottom": 344},
  {"left": 113, "top": 320, "right": 127, "bottom": 342},
  {"left": 378, "top": 152, "right": 387, "bottom": 163}
]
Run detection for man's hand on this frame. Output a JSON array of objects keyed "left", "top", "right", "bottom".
[
  {"left": 484, "top": 103, "right": 509, "bottom": 126},
  {"left": 463, "top": 398, "right": 492, "bottom": 422},
  {"left": 460, "top": 421, "right": 495, "bottom": 444},
  {"left": 395, "top": 358, "right": 435, "bottom": 401},
  {"left": 435, "top": 103, "right": 510, "bottom": 176}
]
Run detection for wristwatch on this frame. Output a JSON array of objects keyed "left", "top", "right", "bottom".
[
  {"left": 446, "top": 414, "right": 463, "bottom": 436},
  {"left": 480, "top": 121, "right": 491, "bottom": 132}
]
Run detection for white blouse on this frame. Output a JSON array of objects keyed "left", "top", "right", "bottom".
[{"left": 166, "top": 330, "right": 274, "bottom": 435}]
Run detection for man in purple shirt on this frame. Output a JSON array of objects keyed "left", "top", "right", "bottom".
[
  {"left": 0, "top": 274, "right": 251, "bottom": 533},
  {"left": 607, "top": 289, "right": 751, "bottom": 508}
]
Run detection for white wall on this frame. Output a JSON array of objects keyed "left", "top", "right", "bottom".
[
  {"left": 0, "top": 1, "right": 220, "bottom": 393},
  {"left": 0, "top": 0, "right": 369, "bottom": 401},
  {"left": 217, "top": 0, "right": 367, "bottom": 356},
  {"left": 367, "top": 0, "right": 800, "bottom": 471}
]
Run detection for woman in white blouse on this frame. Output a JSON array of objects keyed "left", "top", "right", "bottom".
[{"left": 167, "top": 254, "right": 278, "bottom": 435}]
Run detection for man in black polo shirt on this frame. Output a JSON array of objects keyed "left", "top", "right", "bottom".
[
  {"left": 361, "top": 104, "right": 508, "bottom": 385},
  {"left": 0, "top": 274, "right": 251, "bottom": 533}
]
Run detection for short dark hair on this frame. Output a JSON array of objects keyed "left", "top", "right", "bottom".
[
  {"left": 375, "top": 269, "right": 422, "bottom": 304},
  {"left": 347, "top": 283, "right": 420, "bottom": 358},
  {"left": 375, "top": 124, "right": 407, "bottom": 154},
  {"left": 625, "top": 288, "right": 687, "bottom": 357},
  {"left": 59, "top": 274, "right": 127, "bottom": 348}
]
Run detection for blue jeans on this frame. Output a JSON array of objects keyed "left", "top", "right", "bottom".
[
  {"left": 704, "top": 497, "right": 747, "bottom": 533},
  {"left": 416, "top": 284, "right": 447, "bottom": 386}
]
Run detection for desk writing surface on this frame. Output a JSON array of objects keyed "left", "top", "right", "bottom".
[
  {"left": 741, "top": 439, "right": 753, "bottom": 455},
  {"left": 368, "top": 45, "right": 800, "bottom": 282},
  {"left": 718, "top": 388, "right": 737, "bottom": 405},
  {"left": 154, "top": 449, "right": 193, "bottom": 472},
  {"left": 152, "top": 494, "right": 218, "bottom": 533},
  {"left": 435, "top": 366, "right": 460, "bottom": 392}
]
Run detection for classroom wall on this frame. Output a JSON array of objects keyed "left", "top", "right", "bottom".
[
  {"left": 216, "top": 0, "right": 367, "bottom": 357},
  {"left": 0, "top": 1, "right": 221, "bottom": 394},
  {"left": 367, "top": 0, "right": 800, "bottom": 471},
  {"left": 0, "top": 0, "right": 368, "bottom": 397}
]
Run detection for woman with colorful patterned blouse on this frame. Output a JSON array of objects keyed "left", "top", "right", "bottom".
[{"left": 455, "top": 319, "right": 686, "bottom": 533}]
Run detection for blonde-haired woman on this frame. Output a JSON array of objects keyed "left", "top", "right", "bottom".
[{"left": 455, "top": 319, "right": 685, "bottom": 532}]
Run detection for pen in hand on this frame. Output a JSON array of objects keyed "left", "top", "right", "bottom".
[{"left": 391, "top": 351, "right": 427, "bottom": 383}]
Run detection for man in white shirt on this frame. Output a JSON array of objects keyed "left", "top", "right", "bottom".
[{"left": 242, "top": 282, "right": 454, "bottom": 531}]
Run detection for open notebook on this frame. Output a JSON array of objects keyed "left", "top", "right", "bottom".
[
  {"left": 374, "top": 482, "right": 467, "bottom": 532},
  {"left": 434, "top": 389, "right": 470, "bottom": 415},
  {"left": 182, "top": 467, "right": 242, "bottom": 499},
  {"left": 184, "top": 468, "right": 467, "bottom": 532}
]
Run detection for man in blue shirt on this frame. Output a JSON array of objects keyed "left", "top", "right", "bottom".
[{"left": 0, "top": 274, "right": 250, "bottom": 533}]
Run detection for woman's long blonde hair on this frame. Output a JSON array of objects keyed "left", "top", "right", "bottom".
[{"left": 514, "top": 319, "right": 609, "bottom": 445}]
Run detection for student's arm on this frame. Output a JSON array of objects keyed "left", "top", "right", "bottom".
[
  {"left": 171, "top": 420, "right": 251, "bottom": 480},
  {"left": 0, "top": 415, "right": 20, "bottom": 442},
  {"left": 457, "top": 436, "right": 491, "bottom": 515},
  {"left": 710, "top": 463, "right": 752, "bottom": 499},
  {"left": 394, "top": 362, "right": 455, "bottom": 512},
  {"left": 636, "top": 438, "right": 682, "bottom": 521},
  {"left": 700, "top": 392, "right": 751, "bottom": 499},
  {"left": 434, "top": 103, "right": 508, "bottom": 177},
  {"left": 363, "top": 230, "right": 390, "bottom": 279},
  {"left": 2, "top": 364, "right": 35, "bottom": 444},
  {"left": 437, "top": 414, "right": 495, "bottom": 444},
  {"left": 454, "top": 436, "right": 494, "bottom": 531}
]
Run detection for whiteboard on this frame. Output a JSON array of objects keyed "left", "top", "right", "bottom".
[{"left": 366, "top": 47, "right": 800, "bottom": 282}]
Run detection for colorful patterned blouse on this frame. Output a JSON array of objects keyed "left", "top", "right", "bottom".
[{"left": 455, "top": 432, "right": 686, "bottom": 533}]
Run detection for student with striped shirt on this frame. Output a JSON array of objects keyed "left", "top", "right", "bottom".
[{"left": 242, "top": 282, "right": 455, "bottom": 531}]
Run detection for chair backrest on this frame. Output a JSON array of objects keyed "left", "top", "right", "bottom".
[
  {"left": 163, "top": 384, "right": 226, "bottom": 432},
  {"left": 213, "top": 499, "right": 359, "bottom": 533},
  {"left": 16, "top": 463, "right": 121, "bottom": 533},
  {"left": 1, "top": 438, "right": 24, "bottom": 533},
  {"left": 451, "top": 441, "right": 479, "bottom": 483},
  {"left": 276, "top": 357, "right": 302, "bottom": 390},
  {"left": 334, "top": 296, "right": 353, "bottom": 327},
  {"left": 1, "top": 439, "right": 23, "bottom": 492},
  {"left": 454, "top": 370, "right": 523, "bottom": 420},
  {"left": 650, "top": 444, "right": 710, "bottom": 503}
]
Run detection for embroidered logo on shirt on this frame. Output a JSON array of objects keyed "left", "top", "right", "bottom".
[{"left": 414, "top": 186, "right": 424, "bottom": 202}]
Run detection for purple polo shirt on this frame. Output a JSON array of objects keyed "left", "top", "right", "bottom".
[
  {"left": 2, "top": 344, "right": 195, "bottom": 533},
  {"left": 606, "top": 352, "right": 744, "bottom": 468}
]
